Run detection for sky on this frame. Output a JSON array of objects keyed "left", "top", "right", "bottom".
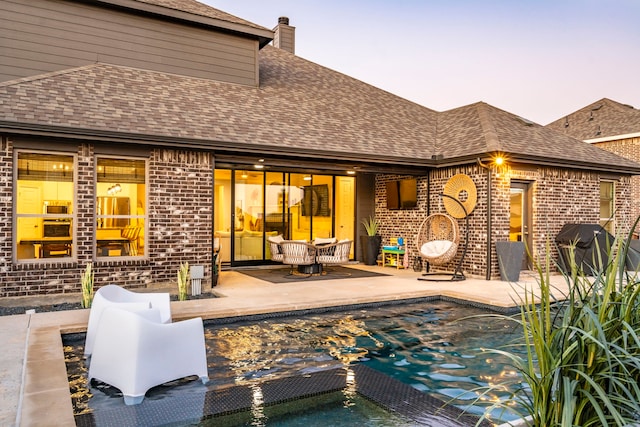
[{"left": 204, "top": 1, "right": 640, "bottom": 125}]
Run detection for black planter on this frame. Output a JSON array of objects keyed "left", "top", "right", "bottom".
[
  {"left": 496, "top": 241, "right": 525, "bottom": 282},
  {"left": 212, "top": 273, "right": 219, "bottom": 287},
  {"left": 360, "top": 235, "right": 382, "bottom": 266}
]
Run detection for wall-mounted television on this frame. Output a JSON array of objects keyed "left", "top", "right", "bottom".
[{"left": 386, "top": 178, "right": 417, "bottom": 209}]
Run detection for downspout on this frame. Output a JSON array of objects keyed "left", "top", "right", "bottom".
[{"left": 477, "top": 158, "right": 492, "bottom": 280}]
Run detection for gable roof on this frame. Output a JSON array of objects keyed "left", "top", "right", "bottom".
[
  {"left": 546, "top": 98, "right": 640, "bottom": 141},
  {"left": 436, "top": 102, "right": 640, "bottom": 172},
  {"left": 1, "top": 46, "right": 639, "bottom": 174}
]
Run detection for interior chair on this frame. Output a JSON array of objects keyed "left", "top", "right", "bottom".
[
  {"left": 316, "top": 239, "right": 352, "bottom": 273},
  {"left": 87, "top": 306, "right": 208, "bottom": 405},
  {"left": 267, "top": 234, "right": 285, "bottom": 262},
  {"left": 84, "top": 284, "right": 171, "bottom": 357},
  {"left": 415, "top": 213, "right": 461, "bottom": 277},
  {"left": 280, "top": 240, "right": 317, "bottom": 276}
]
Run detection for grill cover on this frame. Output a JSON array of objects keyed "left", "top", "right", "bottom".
[{"left": 555, "top": 224, "right": 613, "bottom": 274}]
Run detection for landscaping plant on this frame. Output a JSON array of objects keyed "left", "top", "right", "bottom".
[
  {"left": 81, "top": 262, "right": 94, "bottom": 309},
  {"left": 475, "top": 227, "right": 640, "bottom": 426},
  {"left": 177, "top": 262, "right": 190, "bottom": 301}
]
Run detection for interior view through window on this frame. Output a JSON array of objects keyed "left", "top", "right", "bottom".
[
  {"left": 15, "top": 151, "right": 75, "bottom": 261},
  {"left": 214, "top": 169, "right": 355, "bottom": 265},
  {"left": 96, "top": 157, "right": 146, "bottom": 258},
  {"left": 15, "top": 153, "right": 147, "bottom": 261}
]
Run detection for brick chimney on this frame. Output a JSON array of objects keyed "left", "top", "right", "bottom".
[{"left": 273, "top": 17, "right": 295, "bottom": 54}]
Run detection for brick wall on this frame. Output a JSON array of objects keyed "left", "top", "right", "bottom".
[
  {"left": 593, "top": 137, "right": 640, "bottom": 233},
  {"left": 147, "top": 149, "right": 213, "bottom": 285},
  {"left": 375, "top": 163, "right": 632, "bottom": 279},
  {"left": 0, "top": 140, "right": 214, "bottom": 298}
]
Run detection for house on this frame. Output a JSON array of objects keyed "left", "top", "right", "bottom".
[
  {"left": 1, "top": 0, "right": 639, "bottom": 297},
  {"left": 547, "top": 98, "right": 640, "bottom": 233}
]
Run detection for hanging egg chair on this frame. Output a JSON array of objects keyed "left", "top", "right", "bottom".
[
  {"left": 416, "top": 173, "right": 477, "bottom": 281},
  {"left": 415, "top": 213, "right": 460, "bottom": 266}
]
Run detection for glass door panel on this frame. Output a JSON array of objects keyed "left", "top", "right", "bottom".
[
  {"left": 288, "top": 174, "right": 310, "bottom": 241},
  {"left": 235, "top": 170, "right": 265, "bottom": 261},
  {"left": 509, "top": 188, "right": 523, "bottom": 242},
  {"left": 214, "top": 169, "right": 232, "bottom": 263},
  {"left": 309, "top": 174, "right": 333, "bottom": 240},
  {"left": 335, "top": 176, "right": 355, "bottom": 258}
]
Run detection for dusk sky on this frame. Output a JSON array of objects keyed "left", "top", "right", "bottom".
[{"left": 205, "top": 1, "right": 640, "bottom": 125}]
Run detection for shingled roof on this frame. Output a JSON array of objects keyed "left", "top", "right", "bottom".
[
  {"left": 130, "top": 0, "right": 269, "bottom": 31},
  {"left": 101, "top": 0, "right": 273, "bottom": 47},
  {"left": 547, "top": 98, "right": 640, "bottom": 141},
  {"left": 1, "top": 45, "right": 639, "bottom": 173},
  {"left": 435, "top": 102, "right": 640, "bottom": 172}
]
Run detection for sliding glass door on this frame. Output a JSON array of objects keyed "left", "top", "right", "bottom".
[{"left": 214, "top": 168, "right": 355, "bottom": 265}]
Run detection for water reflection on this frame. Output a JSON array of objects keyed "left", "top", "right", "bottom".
[{"left": 65, "top": 301, "right": 524, "bottom": 423}]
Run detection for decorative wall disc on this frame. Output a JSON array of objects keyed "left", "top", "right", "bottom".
[{"left": 443, "top": 173, "right": 477, "bottom": 218}]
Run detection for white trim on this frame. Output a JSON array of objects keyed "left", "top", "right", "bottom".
[{"left": 585, "top": 131, "right": 640, "bottom": 143}]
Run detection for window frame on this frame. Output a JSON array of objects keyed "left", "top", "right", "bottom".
[
  {"left": 94, "top": 155, "right": 148, "bottom": 260},
  {"left": 14, "top": 149, "right": 77, "bottom": 264},
  {"left": 599, "top": 180, "right": 615, "bottom": 234}
]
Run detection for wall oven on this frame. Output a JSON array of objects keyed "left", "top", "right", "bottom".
[{"left": 43, "top": 204, "right": 71, "bottom": 237}]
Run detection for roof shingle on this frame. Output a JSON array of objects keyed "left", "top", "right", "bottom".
[{"left": 547, "top": 98, "right": 640, "bottom": 141}]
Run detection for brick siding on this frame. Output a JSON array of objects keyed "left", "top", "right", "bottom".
[
  {"left": 1, "top": 140, "right": 213, "bottom": 298},
  {"left": 375, "top": 163, "right": 632, "bottom": 279}
]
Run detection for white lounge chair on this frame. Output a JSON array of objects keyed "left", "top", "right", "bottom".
[
  {"left": 87, "top": 306, "right": 209, "bottom": 405},
  {"left": 84, "top": 284, "right": 171, "bottom": 357}
]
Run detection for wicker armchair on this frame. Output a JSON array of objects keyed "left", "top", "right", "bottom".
[
  {"left": 280, "top": 241, "right": 317, "bottom": 267},
  {"left": 267, "top": 235, "right": 284, "bottom": 262},
  {"left": 316, "top": 239, "right": 352, "bottom": 267}
]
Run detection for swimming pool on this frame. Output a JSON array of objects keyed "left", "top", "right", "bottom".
[{"left": 65, "top": 299, "right": 526, "bottom": 425}]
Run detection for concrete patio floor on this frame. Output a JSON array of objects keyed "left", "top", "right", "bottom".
[{"left": 0, "top": 264, "right": 569, "bottom": 427}]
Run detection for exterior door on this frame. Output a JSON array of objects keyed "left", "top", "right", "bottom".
[{"left": 510, "top": 182, "right": 532, "bottom": 269}]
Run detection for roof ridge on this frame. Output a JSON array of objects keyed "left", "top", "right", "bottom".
[
  {"left": 476, "top": 102, "right": 501, "bottom": 152},
  {"left": 0, "top": 64, "right": 100, "bottom": 88}
]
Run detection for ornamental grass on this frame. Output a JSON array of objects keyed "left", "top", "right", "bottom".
[{"left": 476, "top": 223, "right": 640, "bottom": 426}]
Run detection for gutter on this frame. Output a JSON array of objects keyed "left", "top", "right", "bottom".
[{"left": 3, "top": 121, "right": 639, "bottom": 175}]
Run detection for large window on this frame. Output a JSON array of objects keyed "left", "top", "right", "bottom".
[
  {"left": 15, "top": 151, "right": 75, "bottom": 261},
  {"left": 96, "top": 157, "right": 146, "bottom": 258},
  {"left": 600, "top": 181, "right": 615, "bottom": 234}
]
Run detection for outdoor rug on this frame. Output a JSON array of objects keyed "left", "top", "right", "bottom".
[{"left": 237, "top": 266, "right": 390, "bottom": 284}]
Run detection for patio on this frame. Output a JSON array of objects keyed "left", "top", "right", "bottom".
[{"left": 0, "top": 265, "right": 570, "bottom": 426}]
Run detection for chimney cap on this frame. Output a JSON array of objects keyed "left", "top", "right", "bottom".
[{"left": 278, "top": 16, "right": 289, "bottom": 25}]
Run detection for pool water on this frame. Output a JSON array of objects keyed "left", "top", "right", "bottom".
[{"left": 65, "top": 299, "right": 527, "bottom": 425}]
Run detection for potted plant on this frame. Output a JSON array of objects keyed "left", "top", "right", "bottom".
[{"left": 360, "top": 216, "right": 382, "bottom": 265}]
